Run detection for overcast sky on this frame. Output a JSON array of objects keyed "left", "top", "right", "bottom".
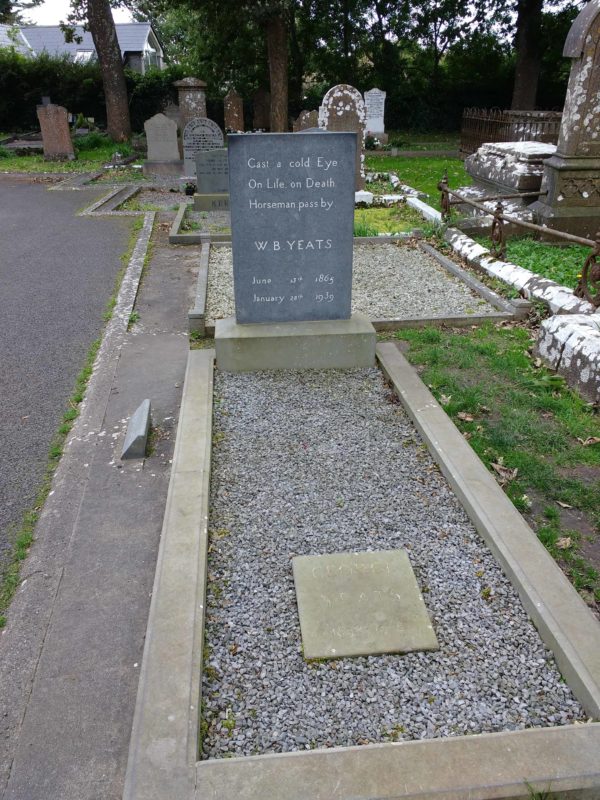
[{"left": 25, "top": 0, "right": 132, "bottom": 26}]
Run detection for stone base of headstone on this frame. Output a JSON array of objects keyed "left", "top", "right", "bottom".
[
  {"left": 193, "top": 193, "right": 230, "bottom": 212},
  {"left": 142, "top": 160, "right": 184, "bottom": 177},
  {"left": 215, "top": 314, "right": 376, "bottom": 372},
  {"left": 530, "top": 154, "right": 600, "bottom": 239}
]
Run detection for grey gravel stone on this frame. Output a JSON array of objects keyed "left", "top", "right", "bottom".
[
  {"left": 201, "top": 369, "right": 587, "bottom": 760},
  {"left": 206, "top": 242, "right": 497, "bottom": 324}
]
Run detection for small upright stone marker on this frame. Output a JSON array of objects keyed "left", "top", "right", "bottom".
[
  {"left": 144, "top": 113, "right": 179, "bottom": 162},
  {"left": 293, "top": 550, "right": 438, "bottom": 659},
  {"left": 36, "top": 104, "right": 75, "bottom": 161},
  {"left": 193, "top": 148, "right": 229, "bottom": 211},
  {"left": 293, "top": 110, "right": 318, "bottom": 132},
  {"left": 364, "top": 88, "right": 387, "bottom": 144},
  {"left": 318, "top": 84, "right": 366, "bottom": 189},
  {"left": 182, "top": 118, "right": 224, "bottom": 176},
  {"left": 121, "top": 399, "right": 151, "bottom": 460},
  {"left": 224, "top": 89, "right": 244, "bottom": 132}
]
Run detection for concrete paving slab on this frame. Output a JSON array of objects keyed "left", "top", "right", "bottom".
[{"left": 293, "top": 550, "right": 438, "bottom": 658}]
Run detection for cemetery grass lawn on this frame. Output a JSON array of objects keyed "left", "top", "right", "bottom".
[
  {"left": 354, "top": 204, "right": 426, "bottom": 235},
  {"left": 365, "top": 155, "right": 470, "bottom": 210},
  {"left": 386, "top": 131, "right": 460, "bottom": 150},
  {"left": 0, "top": 147, "right": 142, "bottom": 174},
  {"left": 474, "top": 236, "right": 590, "bottom": 289},
  {"left": 0, "top": 218, "right": 144, "bottom": 628},
  {"left": 392, "top": 322, "right": 600, "bottom": 612}
]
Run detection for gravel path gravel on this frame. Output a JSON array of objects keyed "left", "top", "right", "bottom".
[
  {"left": 206, "top": 242, "right": 498, "bottom": 324},
  {"left": 202, "top": 368, "right": 586, "bottom": 759}
]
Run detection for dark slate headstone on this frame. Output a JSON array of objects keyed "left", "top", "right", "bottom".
[
  {"left": 228, "top": 132, "right": 356, "bottom": 325},
  {"left": 196, "top": 148, "right": 229, "bottom": 194},
  {"left": 182, "top": 117, "right": 224, "bottom": 175}
]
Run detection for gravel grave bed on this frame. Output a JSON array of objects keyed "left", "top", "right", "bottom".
[
  {"left": 205, "top": 242, "right": 498, "bottom": 324},
  {"left": 202, "top": 368, "right": 587, "bottom": 759},
  {"left": 122, "top": 188, "right": 190, "bottom": 210},
  {"left": 186, "top": 209, "right": 231, "bottom": 233}
]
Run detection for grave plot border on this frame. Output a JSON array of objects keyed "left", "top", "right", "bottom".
[
  {"left": 169, "top": 202, "right": 231, "bottom": 245},
  {"left": 189, "top": 239, "right": 518, "bottom": 336},
  {"left": 123, "top": 346, "right": 600, "bottom": 800}
]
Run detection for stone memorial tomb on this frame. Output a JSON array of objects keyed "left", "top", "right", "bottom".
[
  {"left": 532, "top": 0, "right": 600, "bottom": 237},
  {"left": 293, "top": 550, "right": 438, "bottom": 659},
  {"left": 174, "top": 77, "right": 207, "bottom": 130},
  {"left": 215, "top": 131, "right": 376, "bottom": 370},
  {"left": 36, "top": 104, "right": 75, "bottom": 161},
  {"left": 224, "top": 89, "right": 244, "bottom": 132},
  {"left": 182, "top": 117, "right": 224, "bottom": 176},
  {"left": 364, "top": 87, "right": 387, "bottom": 144},
  {"left": 143, "top": 113, "right": 182, "bottom": 176},
  {"left": 318, "top": 84, "right": 366, "bottom": 190},
  {"left": 194, "top": 148, "right": 230, "bottom": 211}
]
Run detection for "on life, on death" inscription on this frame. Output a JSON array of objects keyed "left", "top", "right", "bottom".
[
  {"left": 227, "top": 131, "right": 356, "bottom": 324},
  {"left": 292, "top": 549, "right": 439, "bottom": 659}
]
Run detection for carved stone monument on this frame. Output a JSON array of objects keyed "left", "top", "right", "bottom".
[
  {"left": 215, "top": 131, "right": 376, "bottom": 371},
  {"left": 364, "top": 88, "right": 387, "bottom": 144},
  {"left": 174, "top": 77, "right": 207, "bottom": 131},
  {"left": 193, "top": 148, "right": 229, "bottom": 211},
  {"left": 318, "top": 84, "right": 366, "bottom": 190},
  {"left": 143, "top": 113, "right": 182, "bottom": 176},
  {"left": 224, "top": 89, "right": 244, "bottom": 132},
  {"left": 293, "top": 110, "right": 318, "bottom": 132},
  {"left": 182, "top": 118, "right": 224, "bottom": 176},
  {"left": 252, "top": 88, "right": 271, "bottom": 130},
  {"left": 531, "top": 0, "right": 600, "bottom": 237},
  {"left": 36, "top": 104, "right": 75, "bottom": 161}
]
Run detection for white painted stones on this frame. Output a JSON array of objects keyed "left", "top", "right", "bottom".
[
  {"left": 292, "top": 549, "right": 438, "bottom": 659},
  {"left": 536, "top": 313, "right": 600, "bottom": 403},
  {"left": 318, "top": 83, "right": 366, "bottom": 190}
]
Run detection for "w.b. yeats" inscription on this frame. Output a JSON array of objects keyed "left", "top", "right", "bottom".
[{"left": 228, "top": 132, "right": 356, "bottom": 324}]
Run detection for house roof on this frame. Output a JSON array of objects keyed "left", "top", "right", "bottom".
[
  {"left": 0, "top": 23, "right": 33, "bottom": 55},
  {"left": 21, "top": 22, "right": 157, "bottom": 59}
]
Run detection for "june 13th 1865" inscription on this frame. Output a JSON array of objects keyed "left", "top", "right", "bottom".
[{"left": 228, "top": 132, "right": 356, "bottom": 324}]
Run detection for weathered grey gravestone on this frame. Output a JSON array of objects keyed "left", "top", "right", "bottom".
[
  {"left": 183, "top": 118, "right": 224, "bottom": 176},
  {"left": 318, "top": 84, "right": 366, "bottom": 190},
  {"left": 364, "top": 88, "right": 387, "bottom": 143},
  {"left": 228, "top": 131, "right": 356, "bottom": 324},
  {"left": 253, "top": 88, "right": 271, "bottom": 130},
  {"left": 531, "top": 0, "right": 600, "bottom": 237},
  {"left": 36, "top": 104, "right": 75, "bottom": 161},
  {"left": 144, "top": 113, "right": 180, "bottom": 162},
  {"left": 174, "top": 77, "right": 207, "bottom": 131},
  {"left": 162, "top": 102, "right": 181, "bottom": 129},
  {"left": 193, "top": 148, "right": 230, "bottom": 211},
  {"left": 293, "top": 110, "right": 318, "bottom": 133},
  {"left": 292, "top": 550, "right": 438, "bottom": 659},
  {"left": 224, "top": 89, "right": 244, "bottom": 132}
]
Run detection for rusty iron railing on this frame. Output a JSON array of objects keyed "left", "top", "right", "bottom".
[
  {"left": 438, "top": 171, "right": 600, "bottom": 308},
  {"left": 460, "top": 108, "right": 562, "bottom": 157}
]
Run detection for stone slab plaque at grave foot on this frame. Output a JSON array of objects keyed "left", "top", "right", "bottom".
[
  {"left": 196, "top": 148, "right": 229, "bottom": 194},
  {"left": 293, "top": 550, "right": 438, "bottom": 659},
  {"left": 228, "top": 132, "right": 356, "bottom": 324}
]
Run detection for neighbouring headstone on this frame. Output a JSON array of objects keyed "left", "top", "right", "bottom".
[
  {"left": 144, "top": 113, "right": 180, "bottom": 162},
  {"left": 292, "top": 550, "right": 438, "bottom": 659},
  {"left": 531, "top": 0, "right": 600, "bottom": 237},
  {"left": 224, "top": 89, "right": 244, "bottom": 132},
  {"left": 193, "top": 148, "right": 230, "bottom": 211},
  {"left": 174, "top": 77, "right": 207, "bottom": 131},
  {"left": 227, "top": 131, "right": 356, "bottom": 324},
  {"left": 36, "top": 104, "right": 75, "bottom": 161},
  {"left": 293, "top": 110, "right": 318, "bottom": 132},
  {"left": 364, "top": 88, "right": 387, "bottom": 144},
  {"left": 253, "top": 88, "right": 271, "bottom": 130},
  {"left": 163, "top": 102, "right": 181, "bottom": 129},
  {"left": 318, "top": 84, "right": 366, "bottom": 190},
  {"left": 182, "top": 117, "right": 225, "bottom": 176}
]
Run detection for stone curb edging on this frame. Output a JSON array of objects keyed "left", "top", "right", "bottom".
[
  {"left": 536, "top": 313, "right": 600, "bottom": 404},
  {"left": 122, "top": 345, "right": 600, "bottom": 800},
  {"left": 169, "top": 202, "right": 231, "bottom": 245},
  {"left": 122, "top": 349, "right": 214, "bottom": 800},
  {"left": 377, "top": 342, "right": 600, "bottom": 718},
  {"left": 188, "top": 243, "right": 210, "bottom": 335}
]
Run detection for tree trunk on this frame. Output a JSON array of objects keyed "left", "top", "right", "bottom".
[
  {"left": 511, "top": 0, "right": 543, "bottom": 110},
  {"left": 288, "top": 7, "right": 304, "bottom": 115},
  {"left": 87, "top": 0, "right": 131, "bottom": 141},
  {"left": 266, "top": 12, "right": 288, "bottom": 132}
]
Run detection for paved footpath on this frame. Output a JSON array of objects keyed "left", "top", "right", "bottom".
[
  {"left": 0, "top": 176, "right": 131, "bottom": 563},
  {"left": 0, "top": 184, "right": 199, "bottom": 799}
]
